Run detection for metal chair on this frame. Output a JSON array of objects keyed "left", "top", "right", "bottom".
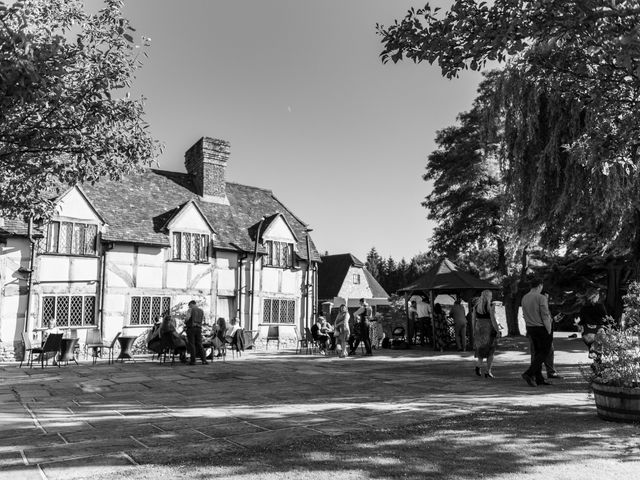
[
  {"left": 265, "top": 325, "right": 280, "bottom": 350},
  {"left": 85, "top": 328, "right": 105, "bottom": 365},
  {"left": 19, "top": 331, "right": 34, "bottom": 368},
  {"left": 30, "top": 333, "right": 63, "bottom": 368},
  {"left": 104, "top": 332, "right": 121, "bottom": 364},
  {"left": 294, "top": 326, "right": 308, "bottom": 354},
  {"left": 304, "top": 327, "right": 320, "bottom": 355},
  {"left": 159, "top": 335, "right": 178, "bottom": 365}
]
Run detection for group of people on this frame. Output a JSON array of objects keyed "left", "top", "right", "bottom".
[
  {"left": 407, "top": 296, "right": 468, "bottom": 351},
  {"left": 311, "top": 298, "right": 374, "bottom": 358},
  {"left": 147, "top": 300, "right": 241, "bottom": 365},
  {"left": 467, "top": 279, "right": 610, "bottom": 385}
]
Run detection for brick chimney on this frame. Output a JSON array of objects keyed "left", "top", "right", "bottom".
[{"left": 184, "top": 137, "right": 230, "bottom": 205}]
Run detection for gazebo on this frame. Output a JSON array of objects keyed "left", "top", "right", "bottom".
[{"left": 397, "top": 258, "right": 500, "bottom": 347}]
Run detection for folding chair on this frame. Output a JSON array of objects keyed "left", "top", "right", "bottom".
[
  {"left": 226, "top": 329, "right": 244, "bottom": 359},
  {"left": 265, "top": 325, "right": 280, "bottom": 350},
  {"left": 31, "top": 333, "right": 63, "bottom": 368}
]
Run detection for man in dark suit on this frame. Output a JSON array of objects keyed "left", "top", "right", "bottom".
[{"left": 185, "top": 300, "right": 208, "bottom": 365}]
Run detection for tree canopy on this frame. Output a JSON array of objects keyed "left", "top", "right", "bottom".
[
  {"left": 379, "top": 0, "right": 640, "bottom": 262},
  {"left": 0, "top": 0, "right": 159, "bottom": 220}
]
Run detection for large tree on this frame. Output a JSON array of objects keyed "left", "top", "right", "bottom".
[
  {"left": 378, "top": 1, "right": 640, "bottom": 269},
  {"left": 0, "top": 0, "right": 159, "bottom": 220}
]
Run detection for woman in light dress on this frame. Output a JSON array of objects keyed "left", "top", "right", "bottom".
[
  {"left": 334, "top": 304, "right": 350, "bottom": 358},
  {"left": 472, "top": 290, "right": 501, "bottom": 378}
]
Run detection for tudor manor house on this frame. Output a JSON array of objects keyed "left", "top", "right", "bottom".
[{"left": 0, "top": 137, "right": 321, "bottom": 358}]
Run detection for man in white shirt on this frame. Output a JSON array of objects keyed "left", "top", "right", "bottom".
[
  {"left": 521, "top": 278, "right": 552, "bottom": 387},
  {"left": 415, "top": 297, "right": 432, "bottom": 346}
]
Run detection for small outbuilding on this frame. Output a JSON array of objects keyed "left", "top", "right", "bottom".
[{"left": 317, "top": 254, "right": 389, "bottom": 319}]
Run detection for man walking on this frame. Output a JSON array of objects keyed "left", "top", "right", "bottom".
[
  {"left": 185, "top": 300, "right": 208, "bottom": 365},
  {"left": 350, "top": 298, "right": 373, "bottom": 355},
  {"left": 521, "top": 279, "right": 552, "bottom": 386}
]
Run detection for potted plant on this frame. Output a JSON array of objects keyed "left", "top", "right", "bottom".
[{"left": 588, "top": 283, "right": 640, "bottom": 422}]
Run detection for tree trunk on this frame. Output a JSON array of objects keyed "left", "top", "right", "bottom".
[
  {"left": 503, "top": 279, "right": 521, "bottom": 336},
  {"left": 503, "top": 244, "right": 529, "bottom": 336}
]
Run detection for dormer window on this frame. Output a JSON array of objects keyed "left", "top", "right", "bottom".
[
  {"left": 45, "top": 221, "right": 97, "bottom": 255},
  {"left": 265, "top": 240, "right": 294, "bottom": 268},
  {"left": 172, "top": 232, "right": 209, "bottom": 262}
]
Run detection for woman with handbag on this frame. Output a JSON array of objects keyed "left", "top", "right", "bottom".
[{"left": 334, "top": 304, "right": 350, "bottom": 358}]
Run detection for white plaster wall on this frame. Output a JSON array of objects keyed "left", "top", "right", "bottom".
[
  {"left": 337, "top": 266, "right": 374, "bottom": 299},
  {"left": 281, "top": 270, "right": 298, "bottom": 294},
  {"left": 55, "top": 188, "right": 101, "bottom": 222},
  {"left": 262, "top": 268, "right": 279, "bottom": 293},
  {"left": 137, "top": 266, "right": 163, "bottom": 289},
  {"left": 0, "top": 238, "right": 30, "bottom": 349},
  {"left": 39, "top": 256, "right": 70, "bottom": 282},
  {"left": 217, "top": 268, "right": 235, "bottom": 292},
  {"left": 166, "top": 262, "right": 189, "bottom": 289},
  {"left": 262, "top": 217, "right": 296, "bottom": 243},
  {"left": 169, "top": 204, "right": 212, "bottom": 233},
  {"left": 69, "top": 257, "right": 100, "bottom": 282},
  {"left": 191, "top": 264, "right": 212, "bottom": 290}
]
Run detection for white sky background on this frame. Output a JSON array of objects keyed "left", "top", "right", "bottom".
[{"left": 92, "top": 0, "right": 485, "bottom": 261}]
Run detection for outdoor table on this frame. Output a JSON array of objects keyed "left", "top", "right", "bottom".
[
  {"left": 116, "top": 335, "right": 137, "bottom": 362},
  {"left": 59, "top": 337, "right": 79, "bottom": 365}
]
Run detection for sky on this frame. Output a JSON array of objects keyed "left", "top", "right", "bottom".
[{"left": 93, "top": 0, "right": 484, "bottom": 262}]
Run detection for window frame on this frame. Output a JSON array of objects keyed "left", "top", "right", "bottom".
[
  {"left": 263, "top": 298, "right": 296, "bottom": 324},
  {"left": 171, "top": 231, "right": 210, "bottom": 263},
  {"left": 264, "top": 240, "right": 294, "bottom": 268},
  {"left": 41, "top": 294, "right": 97, "bottom": 328},
  {"left": 45, "top": 221, "right": 98, "bottom": 256},
  {"left": 353, "top": 273, "right": 361, "bottom": 285},
  {"left": 129, "top": 295, "right": 172, "bottom": 325}
]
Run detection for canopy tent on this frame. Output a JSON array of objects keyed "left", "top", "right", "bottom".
[
  {"left": 399, "top": 258, "right": 499, "bottom": 348},
  {"left": 398, "top": 258, "right": 500, "bottom": 299}
]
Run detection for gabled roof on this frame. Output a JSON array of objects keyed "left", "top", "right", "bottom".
[
  {"left": 2, "top": 169, "right": 321, "bottom": 261},
  {"left": 318, "top": 253, "right": 388, "bottom": 300},
  {"left": 248, "top": 213, "right": 300, "bottom": 243},
  {"left": 161, "top": 199, "right": 217, "bottom": 234},
  {"left": 398, "top": 258, "right": 499, "bottom": 293}
]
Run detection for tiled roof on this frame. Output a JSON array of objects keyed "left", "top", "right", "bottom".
[
  {"left": 318, "top": 253, "right": 388, "bottom": 300},
  {"left": 2, "top": 169, "right": 321, "bottom": 261}
]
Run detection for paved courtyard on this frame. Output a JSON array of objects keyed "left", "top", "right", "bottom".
[{"left": 0, "top": 334, "right": 637, "bottom": 479}]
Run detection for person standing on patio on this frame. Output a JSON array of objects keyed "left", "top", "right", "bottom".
[
  {"left": 521, "top": 279, "right": 553, "bottom": 386},
  {"left": 472, "top": 290, "right": 501, "bottom": 378},
  {"left": 350, "top": 298, "right": 373, "bottom": 355},
  {"left": 334, "top": 304, "right": 350, "bottom": 358},
  {"left": 450, "top": 298, "right": 467, "bottom": 352},
  {"left": 415, "top": 296, "right": 431, "bottom": 346},
  {"left": 185, "top": 300, "right": 209, "bottom": 365}
]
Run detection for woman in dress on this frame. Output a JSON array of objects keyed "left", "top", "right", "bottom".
[
  {"left": 212, "top": 317, "right": 227, "bottom": 357},
  {"left": 472, "top": 290, "right": 501, "bottom": 378},
  {"left": 334, "top": 304, "right": 350, "bottom": 358}
]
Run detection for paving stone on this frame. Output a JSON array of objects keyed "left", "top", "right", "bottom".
[
  {"left": 133, "top": 428, "right": 209, "bottom": 447},
  {"left": 0, "top": 464, "right": 42, "bottom": 480},
  {"left": 229, "top": 426, "right": 323, "bottom": 448},
  {"left": 196, "top": 421, "right": 267, "bottom": 438},
  {"left": 23, "top": 437, "right": 139, "bottom": 464},
  {"left": 0, "top": 450, "right": 24, "bottom": 468},
  {"left": 41, "top": 453, "right": 136, "bottom": 480}
]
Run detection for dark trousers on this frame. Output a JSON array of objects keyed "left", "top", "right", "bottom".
[
  {"left": 351, "top": 322, "right": 372, "bottom": 354},
  {"left": 529, "top": 335, "right": 556, "bottom": 375},
  {"left": 186, "top": 327, "right": 206, "bottom": 363},
  {"left": 417, "top": 317, "right": 431, "bottom": 345},
  {"left": 525, "top": 326, "right": 552, "bottom": 382}
]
